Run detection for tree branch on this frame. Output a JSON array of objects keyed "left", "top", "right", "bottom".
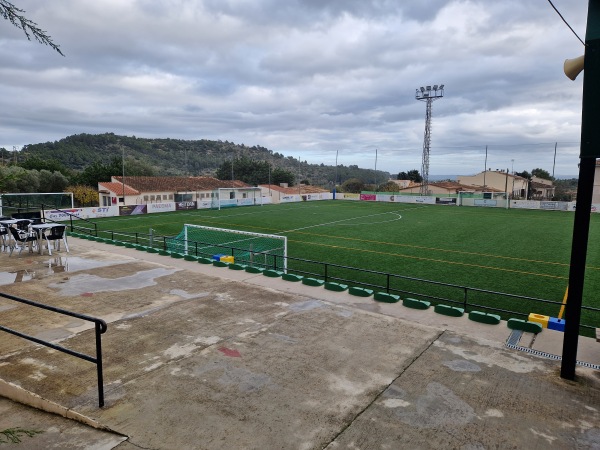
[{"left": 0, "top": 0, "right": 64, "bottom": 56}]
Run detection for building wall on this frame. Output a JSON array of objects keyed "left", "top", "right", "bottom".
[
  {"left": 593, "top": 165, "right": 600, "bottom": 204},
  {"left": 458, "top": 171, "right": 528, "bottom": 197},
  {"left": 259, "top": 186, "right": 282, "bottom": 203}
]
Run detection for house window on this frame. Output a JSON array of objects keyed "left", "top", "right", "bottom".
[
  {"left": 169, "top": 194, "right": 173, "bottom": 200},
  {"left": 230, "top": 191, "right": 235, "bottom": 199},
  {"left": 150, "top": 195, "right": 155, "bottom": 201},
  {"left": 243, "top": 193, "right": 247, "bottom": 198}
]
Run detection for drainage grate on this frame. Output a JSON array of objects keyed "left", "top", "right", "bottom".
[
  {"left": 506, "top": 330, "right": 523, "bottom": 346},
  {"left": 505, "top": 343, "right": 600, "bottom": 370}
]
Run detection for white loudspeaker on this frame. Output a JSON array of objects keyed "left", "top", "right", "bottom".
[{"left": 564, "top": 55, "right": 585, "bottom": 81}]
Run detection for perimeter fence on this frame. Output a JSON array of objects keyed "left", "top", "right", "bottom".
[{"left": 69, "top": 225, "right": 600, "bottom": 338}]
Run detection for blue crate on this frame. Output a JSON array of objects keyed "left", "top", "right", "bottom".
[{"left": 548, "top": 317, "right": 565, "bottom": 332}]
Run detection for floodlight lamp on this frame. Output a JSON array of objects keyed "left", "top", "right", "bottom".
[
  {"left": 433, "top": 85, "right": 438, "bottom": 90},
  {"left": 426, "top": 85, "right": 431, "bottom": 91},
  {"left": 439, "top": 84, "right": 444, "bottom": 90},
  {"left": 420, "top": 87, "right": 425, "bottom": 92}
]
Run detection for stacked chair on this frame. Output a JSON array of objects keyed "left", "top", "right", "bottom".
[
  {"left": 41, "top": 225, "right": 69, "bottom": 255},
  {"left": 0, "top": 224, "right": 8, "bottom": 251},
  {"left": 9, "top": 226, "right": 38, "bottom": 256}
]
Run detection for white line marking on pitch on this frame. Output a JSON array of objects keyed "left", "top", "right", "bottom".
[{"left": 280, "top": 205, "right": 429, "bottom": 233}]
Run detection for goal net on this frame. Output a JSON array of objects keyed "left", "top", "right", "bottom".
[
  {"left": 0, "top": 192, "right": 74, "bottom": 217},
  {"left": 167, "top": 224, "right": 287, "bottom": 271},
  {"left": 211, "top": 187, "right": 262, "bottom": 210}
]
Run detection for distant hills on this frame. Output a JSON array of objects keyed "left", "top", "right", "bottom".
[{"left": 17, "top": 133, "right": 390, "bottom": 187}]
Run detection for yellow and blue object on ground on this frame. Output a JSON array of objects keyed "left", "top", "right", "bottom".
[
  {"left": 528, "top": 313, "right": 565, "bottom": 332},
  {"left": 213, "top": 254, "right": 234, "bottom": 263}
]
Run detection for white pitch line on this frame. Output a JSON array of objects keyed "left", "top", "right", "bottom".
[
  {"left": 280, "top": 205, "right": 429, "bottom": 234},
  {"left": 336, "top": 212, "right": 402, "bottom": 226}
]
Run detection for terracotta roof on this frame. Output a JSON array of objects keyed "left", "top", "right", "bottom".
[
  {"left": 98, "top": 182, "right": 140, "bottom": 196},
  {"left": 530, "top": 181, "right": 555, "bottom": 189},
  {"left": 112, "top": 176, "right": 251, "bottom": 192},
  {"left": 259, "top": 184, "right": 330, "bottom": 194},
  {"left": 429, "top": 181, "right": 480, "bottom": 191}
]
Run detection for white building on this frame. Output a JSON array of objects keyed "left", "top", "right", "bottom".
[
  {"left": 98, "top": 176, "right": 252, "bottom": 207},
  {"left": 458, "top": 170, "right": 529, "bottom": 199}
]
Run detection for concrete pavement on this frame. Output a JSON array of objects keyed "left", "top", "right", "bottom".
[{"left": 0, "top": 238, "right": 598, "bottom": 449}]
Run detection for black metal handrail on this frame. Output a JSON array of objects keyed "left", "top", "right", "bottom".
[
  {"left": 73, "top": 230, "right": 600, "bottom": 336},
  {"left": 0, "top": 291, "right": 107, "bottom": 407}
]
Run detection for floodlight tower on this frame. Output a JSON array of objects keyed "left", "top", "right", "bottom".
[{"left": 415, "top": 84, "right": 444, "bottom": 195}]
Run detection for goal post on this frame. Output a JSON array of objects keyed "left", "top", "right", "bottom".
[
  {"left": 211, "top": 187, "right": 262, "bottom": 210},
  {"left": 0, "top": 192, "right": 74, "bottom": 217},
  {"left": 167, "top": 224, "right": 287, "bottom": 271}
]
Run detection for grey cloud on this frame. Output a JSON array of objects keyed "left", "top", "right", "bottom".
[{"left": 0, "top": 0, "right": 588, "bottom": 175}]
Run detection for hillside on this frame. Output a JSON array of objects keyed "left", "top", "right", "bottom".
[{"left": 18, "top": 133, "right": 390, "bottom": 187}]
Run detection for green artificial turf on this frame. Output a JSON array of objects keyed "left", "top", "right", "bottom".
[{"left": 85, "top": 201, "right": 600, "bottom": 333}]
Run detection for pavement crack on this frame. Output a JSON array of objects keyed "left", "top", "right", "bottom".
[
  {"left": 321, "top": 329, "right": 445, "bottom": 449},
  {"left": 122, "top": 439, "right": 159, "bottom": 450}
]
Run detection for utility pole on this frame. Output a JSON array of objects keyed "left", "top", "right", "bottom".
[
  {"left": 511, "top": 159, "right": 515, "bottom": 199},
  {"left": 334, "top": 150, "right": 339, "bottom": 199},
  {"left": 415, "top": 85, "right": 444, "bottom": 195},
  {"left": 122, "top": 146, "right": 125, "bottom": 206},
  {"left": 560, "top": 0, "right": 600, "bottom": 380},
  {"left": 504, "top": 168, "right": 509, "bottom": 209},
  {"left": 483, "top": 146, "right": 488, "bottom": 188},
  {"left": 552, "top": 142, "right": 558, "bottom": 179},
  {"left": 374, "top": 149, "right": 378, "bottom": 190}
]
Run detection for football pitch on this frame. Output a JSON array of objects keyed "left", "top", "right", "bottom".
[{"left": 87, "top": 201, "right": 600, "bottom": 331}]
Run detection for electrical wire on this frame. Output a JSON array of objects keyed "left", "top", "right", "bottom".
[{"left": 546, "top": 0, "right": 586, "bottom": 46}]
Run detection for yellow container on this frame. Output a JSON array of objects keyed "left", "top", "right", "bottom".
[
  {"left": 220, "top": 255, "right": 234, "bottom": 263},
  {"left": 528, "top": 313, "right": 549, "bottom": 328}
]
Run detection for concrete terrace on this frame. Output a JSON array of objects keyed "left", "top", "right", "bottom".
[{"left": 0, "top": 238, "right": 598, "bottom": 449}]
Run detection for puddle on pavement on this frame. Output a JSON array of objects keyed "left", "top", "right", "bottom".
[
  {"left": 0, "top": 256, "right": 131, "bottom": 286},
  {"left": 49, "top": 267, "right": 178, "bottom": 296}
]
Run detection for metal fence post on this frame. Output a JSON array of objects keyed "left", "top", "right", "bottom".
[{"left": 95, "top": 322, "right": 105, "bottom": 408}]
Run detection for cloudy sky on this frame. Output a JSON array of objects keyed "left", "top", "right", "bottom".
[{"left": 0, "top": 0, "right": 588, "bottom": 176}]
